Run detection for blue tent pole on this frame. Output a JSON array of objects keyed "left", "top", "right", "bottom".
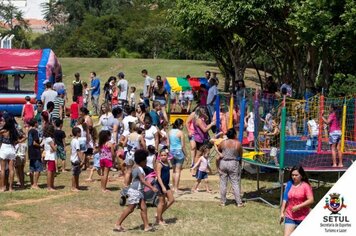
[{"left": 239, "top": 97, "right": 246, "bottom": 142}]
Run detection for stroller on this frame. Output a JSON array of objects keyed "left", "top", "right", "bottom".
[{"left": 119, "top": 171, "right": 160, "bottom": 207}]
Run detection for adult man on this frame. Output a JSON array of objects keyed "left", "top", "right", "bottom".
[
  {"left": 72, "top": 72, "right": 83, "bottom": 107},
  {"left": 90, "top": 72, "right": 100, "bottom": 115},
  {"left": 205, "top": 70, "right": 211, "bottom": 82},
  {"left": 41, "top": 82, "right": 58, "bottom": 110},
  {"left": 142, "top": 69, "right": 154, "bottom": 108},
  {"left": 52, "top": 89, "right": 66, "bottom": 122},
  {"left": 207, "top": 78, "right": 218, "bottom": 119},
  {"left": 117, "top": 72, "right": 128, "bottom": 103}
]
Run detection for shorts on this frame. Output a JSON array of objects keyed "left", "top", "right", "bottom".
[
  {"left": 184, "top": 94, "right": 194, "bottom": 101},
  {"left": 93, "top": 153, "right": 100, "bottom": 169},
  {"left": 170, "top": 149, "right": 185, "bottom": 166},
  {"left": 29, "top": 159, "right": 43, "bottom": 172},
  {"left": 284, "top": 217, "right": 302, "bottom": 226},
  {"left": 15, "top": 156, "right": 26, "bottom": 167},
  {"left": 71, "top": 161, "right": 81, "bottom": 176},
  {"left": 247, "top": 132, "right": 254, "bottom": 142},
  {"left": 84, "top": 148, "right": 93, "bottom": 156},
  {"left": 70, "top": 119, "right": 77, "bottom": 128},
  {"left": 0, "top": 144, "right": 16, "bottom": 160},
  {"left": 125, "top": 151, "right": 135, "bottom": 166},
  {"left": 196, "top": 170, "right": 208, "bottom": 180},
  {"left": 127, "top": 188, "right": 144, "bottom": 205},
  {"left": 155, "top": 99, "right": 166, "bottom": 106},
  {"left": 47, "top": 160, "right": 56, "bottom": 172},
  {"left": 156, "top": 181, "right": 170, "bottom": 195},
  {"left": 56, "top": 146, "right": 66, "bottom": 161},
  {"left": 195, "top": 141, "right": 204, "bottom": 150},
  {"left": 329, "top": 131, "right": 341, "bottom": 145},
  {"left": 100, "top": 158, "right": 113, "bottom": 168}
]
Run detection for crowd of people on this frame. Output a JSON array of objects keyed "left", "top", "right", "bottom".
[{"left": 0, "top": 69, "right": 337, "bottom": 234}]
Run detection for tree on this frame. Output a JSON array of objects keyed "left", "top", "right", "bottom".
[{"left": 41, "top": 0, "right": 67, "bottom": 27}]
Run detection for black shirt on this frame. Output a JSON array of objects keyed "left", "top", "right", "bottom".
[
  {"left": 73, "top": 80, "right": 83, "bottom": 97},
  {"left": 54, "top": 129, "right": 66, "bottom": 147},
  {"left": 28, "top": 128, "right": 41, "bottom": 160}
]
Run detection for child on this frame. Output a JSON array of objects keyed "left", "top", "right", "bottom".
[
  {"left": 244, "top": 111, "right": 255, "bottom": 147},
  {"left": 21, "top": 96, "right": 34, "bottom": 129},
  {"left": 306, "top": 116, "right": 319, "bottom": 150},
  {"left": 70, "top": 96, "right": 79, "bottom": 128},
  {"left": 146, "top": 145, "right": 156, "bottom": 174},
  {"left": 191, "top": 144, "right": 212, "bottom": 193},
  {"left": 86, "top": 143, "right": 101, "bottom": 182},
  {"left": 156, "top": 149, "right": 175, "bottom": 226},
  {"left": 114, "top": 149, "right": 158, "bottom": 232},
  {"left": 158, "top": 121, "right": 169, "bottom": 150},
  {"left": 122, "top": 122, "right": 145, "bottom": 186},
  {"left": 99, "top": 130, "right": 115, "bottom": 192},
  {"left": 54, "top": 119, "right": 67, "bottom": 172},
  {"left": 15, "top": 128, "right": 27, "bottom": 188},
  {"left": 139, "top": 92, "right": 144, "bottom": 104},
  {"left": 42, "top": 124, "right": 57, "bottom": 191},
  {"left": 70, "top": 127, "right": 83, "bottom": 191},
  {"left": 27, "top": 119, "right": 42, "bottom": 189},
  {"left": 130, "top": 86, "right": 136, "bottom": 107},
  {"left": 82, "top": 82, "right": 89, "bottom": 108}
]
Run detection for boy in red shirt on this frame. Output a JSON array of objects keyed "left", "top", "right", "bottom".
[
  {"left": 21, "top": 96, "right": 34, "bottom": 129},
  {"left": 70, "top": 96, "right": 79, "bottom": 128}
]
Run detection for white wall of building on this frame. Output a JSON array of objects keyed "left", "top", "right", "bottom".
[{"left": 3, "top": 0, "right": 49, "bottom": 20}]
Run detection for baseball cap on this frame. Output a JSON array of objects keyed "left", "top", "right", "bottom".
[{"left": 57, "top": 89, "right": 66, "bottom": 95}]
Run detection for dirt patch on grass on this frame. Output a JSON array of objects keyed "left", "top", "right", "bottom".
[
  {"left": 5, "top": 193, "right": 74, "bottom": 207},
  {"left": 1, "top": 210, "right": 22, "bottom": 219}
]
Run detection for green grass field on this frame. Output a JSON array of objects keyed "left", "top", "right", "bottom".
[{"left": 0, "top": 58, "right": 334, "bottom": 235}]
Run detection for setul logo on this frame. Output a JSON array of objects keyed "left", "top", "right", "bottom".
[{"left": 324, "top": 193, "right": 347, "bottom": 214}]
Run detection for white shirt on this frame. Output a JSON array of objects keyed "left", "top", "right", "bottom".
[
  {"left": 44, "top": 137, "right": 56, "bottom": 161},
  {"left": 247, "top": 112, "right": 255, "bottom": 132},
  {"left": 41, "top": 89, "right": 58, "bottom": 110},
  {"left": 70, "top": 138, "right": 80, "bottom": 163},
  {"left": 130, "top": 93, "right": 135, "bottom": 104},
  {"left": 117, "top": 79, "right": 128, "bottom": 100},
  {"left": 147, "top": 154, "right": 155, "bottom": 169},
  {"left": 308, "top": 119, "right": 319, "bottom": 136},
  {"left": 123, "top": 115, "right": 138, "bottom": 132},
  {"left": 143, "top": 76, "right": 153, "bottom": 97},
  {"left": 207, "top": 85, "right": 218, "bottom": 105},
  {"left": 144, "top": 125, "right": 158, "bottom": 147}
]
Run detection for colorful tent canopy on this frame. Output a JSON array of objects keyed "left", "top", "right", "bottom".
[{"left": 164, "top": 77, "right": 209, "bottom": 93}]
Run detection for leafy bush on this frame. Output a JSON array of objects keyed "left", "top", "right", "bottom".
[{"left": 329, "top": 73, "right": 356, "bottom": 97}]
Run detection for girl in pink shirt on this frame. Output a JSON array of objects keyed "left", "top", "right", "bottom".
[
  {"left": 280, "top": 166, "right": 314, "bottom": 236},
  {"left": 322, "top": 104, "right": 343, "bottom": 167},
  {"left": 190, "top": 144, "right": 212, "bottom": 193}
]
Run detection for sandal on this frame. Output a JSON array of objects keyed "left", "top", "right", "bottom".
[
  {"left": 144, "top": 226, "right": 154, "bottom": 232},
  {"left": 113, "top": 225, "right": 125, "bottom": 232},
  {"left": 237, "top": 203, "right": 246, "bottom": 208}
]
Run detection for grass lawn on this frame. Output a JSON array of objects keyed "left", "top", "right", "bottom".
[{"left": 0, "top": 58, "right": 335, "bottom": 235}]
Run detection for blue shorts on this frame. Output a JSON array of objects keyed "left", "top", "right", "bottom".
[
  {"left": 93, "top": 153, "right": 100, "bottom": 169},
  {"left": 196, "top": 170, "right": 208, "bottom": 180},
  {"left": 170, "top": 149, "right": 185, "bottom": 166},
  {"left": 29, "top": 159, "right": 43, "bottom": 173},
  {"left": 284, "top": 217, "right": 302, "bottom": 226},
  {"left": 70, "top": 119, "right": 77, "bottom": 128},
  {"left": 329, "top": 131, "right": 341, "bottom": 145}
]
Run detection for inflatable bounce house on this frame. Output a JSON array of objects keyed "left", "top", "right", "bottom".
[{"left": 0, "top": 48, "right": 62, "bottom": 115}]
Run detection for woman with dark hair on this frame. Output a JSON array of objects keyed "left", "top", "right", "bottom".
[
  {"left": 322, "top": 104, "right": 343, "bottom": 167},
  {"left": 153, "top": 78, "right": 168, "bottom": 122},
  {"left": 193, "top": 106, "right": 215, "bottom": 165},
  {"left": 169, "top": 118, "right": 186, "bottom": 193},
  {"left": 217, "top": 128, "right": 244, "bottom": 206},
  {"left": 280, "top": 166, "right": 314, "bottom": 236},
  {"left": 143, "top": 115, "right": 159, "bottom": 150},
  {"left": 0, "top": 114, "right": 20, "bottom": 191},
  {"left": 136, "top": 102, "right": 147, "bottom": 126}
]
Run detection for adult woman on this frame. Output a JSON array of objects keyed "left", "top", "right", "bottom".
[
  {"left": 322, "top": 104, "right": 343, "bottom": 167},
  {"left": 153, "top": 79, "right": 168, "bottom": 122},
  {"left": 143, "top": 115, "right": 159, "bottom": 150},
  {"left": 185, "top": 109, "right": 197, "bottom": 166},
  {"left": 95, "top": 103, "right": 118, "bottom": 143},
  {"left": 193, "top": 107, "right": 215, "bottom": 164},
  {"left": 280, "top": 166, "right": 314, "bottom": 236},
  {"left": 217, "top": 128, "right": 244, "bottom": 206},
  {"left": 0, "top": 114, "right": 20, "bottom": 192},
  {"left": 169, "top": 118, "right": 186, "bottom": 193},
  {"left": 136, "top": 103, "right": 147, "bottom": 127}
]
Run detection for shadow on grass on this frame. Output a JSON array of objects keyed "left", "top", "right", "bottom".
[
  {"left": 107, "top": 186, "right": 120, "bottom": 191},
  {"left": 78, "top": 186, "right": 89, "bottom": 191}
]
